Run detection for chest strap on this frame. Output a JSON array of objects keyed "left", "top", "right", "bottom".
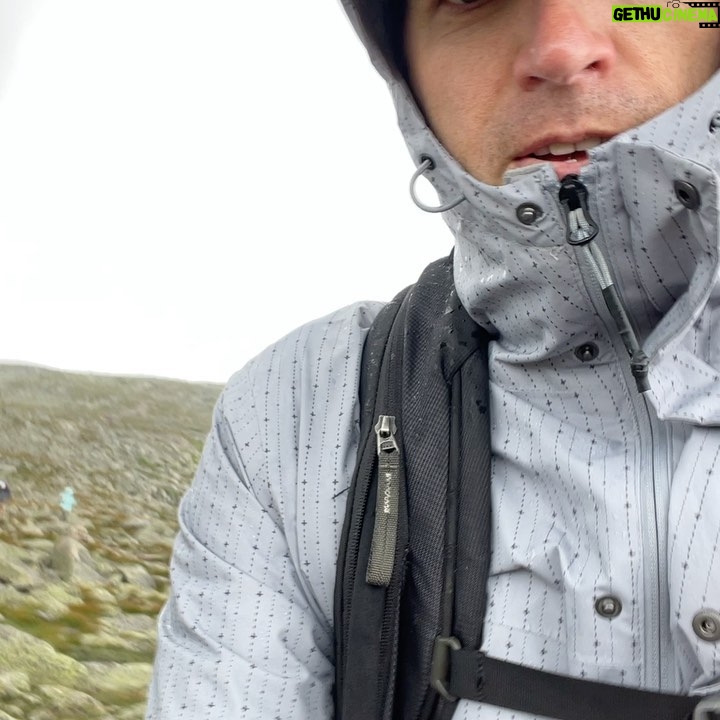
[{"left": 432, "top": 641, "right": 715, "bottom": 720}]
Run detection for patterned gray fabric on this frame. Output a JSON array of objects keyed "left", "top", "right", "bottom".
[{"left": 146, "top": 5, "right": 720, "bottom": 718}]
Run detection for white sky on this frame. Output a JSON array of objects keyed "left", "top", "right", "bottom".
[{"left": 0, "top": 0, "right": 449, "bottom": 383}]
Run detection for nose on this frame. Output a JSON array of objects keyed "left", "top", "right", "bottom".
[{"left": 513, "top": 0, "right": 616, "bottom": 90}]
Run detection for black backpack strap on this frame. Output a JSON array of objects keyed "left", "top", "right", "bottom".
[
  {"left": 447, "top": 651, "right": 702, "bottom": 720},
  {"left": 334, "top": 282, "right": 412, "bottom": 720},
  {"left": 421, "top": 287, "right": 494, "bottom": 720},
  {"left": 335, "top": 254, "right": 494, "bottom": 720},
  {"left": 334, "top": 253, "right": 709, "bottom": 720}
]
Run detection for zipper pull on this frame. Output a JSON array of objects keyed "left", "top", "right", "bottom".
[
  {"left": 375, "top": 414, "right": 399, "bottom": 455},
  {"left": 366, "top": 415, "right": 400, "bottom": 587},
  {"left": 559, "top": 174, "right": 599, "bottom": 245},
  {"left": 558, "top": 176, "right": 650, "bottom": 394}
]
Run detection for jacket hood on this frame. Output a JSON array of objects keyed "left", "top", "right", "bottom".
[
  {"left": 341, "top": 0, "right": 720, "bottom": 215},
  {"left": 340, "top": 0, "right": 720, "bottom": 419},
  {"left": 343, "top": 0, "right": 406, "bottom": 79}
]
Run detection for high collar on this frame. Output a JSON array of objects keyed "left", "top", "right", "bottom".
[
  {"left": 340, "top": 1, "right": 720, "bottom": 363},
  {"left": 397, "top": 71, "right": 720, "bottom": 363},
  {"left": 447, "top": 73, "right": 720, "bottom": 362}
]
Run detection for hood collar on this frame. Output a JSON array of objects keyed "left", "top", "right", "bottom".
[
  {"left": 341, "top": 1, "right": 720, "bottom": 362},
  {"left": 340, "top": 0, "right": 720, "bottom": 215}
]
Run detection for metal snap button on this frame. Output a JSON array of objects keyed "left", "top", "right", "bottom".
[
  {"left": 595, "top": 596, "right": 622, "bottom": 619},
  {"left": 516, "top": 203, "right": 543, "bottom": 226},
  {"left": 674, "top": 180, "right": 701, "bottom": 210},
  {"left": 574, "top": 342, "right": 599, "bottom": 363},
  {"left": 710, "top": 111, "right": 720, "bottom": 133},
  {"left": 693, "top": 610, "right": 720, "bottom": 642}
]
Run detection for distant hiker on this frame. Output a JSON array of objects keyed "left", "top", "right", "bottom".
[
  {"left": 0, "top": 479, "right": 10, "bottom": 517},
  {"left": 59, "top": 486, "right": 76, "bottom": 521}
]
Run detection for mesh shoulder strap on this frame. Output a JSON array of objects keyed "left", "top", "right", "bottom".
[
  {"left": 333, "top": 253, "right": 707, "bottom": 720},
  {"left": 333, "top": 280, "right": 412, "bottom": 720},
  {"left": 334, "top": 254, "right": 492, "bottom": 720}
]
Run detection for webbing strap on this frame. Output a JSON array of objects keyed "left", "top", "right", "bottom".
[{"left": 448, "top": 649, "right": 700, "bottom": 720}]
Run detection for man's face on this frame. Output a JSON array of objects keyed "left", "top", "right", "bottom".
[{"left": 405, "top": 0, "right": 720, "bottom": 185}]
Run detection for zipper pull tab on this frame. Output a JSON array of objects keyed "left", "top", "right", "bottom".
[
  {"left": 367, "top": 415, "right": 400, "bottom": 587},
  {"left": 558, "top": 176, "right": 651, "bottom": 394},
  {"left": 558, "top": 174, "right": 599, "bottom": 245},
  {"left": 375, "top": 414, "right": 399, "bottom": 455}
]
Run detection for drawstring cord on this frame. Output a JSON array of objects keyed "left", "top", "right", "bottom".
[
  {"left": 560, "top": 178, "right": 650, "bottom": 394},
  {"left": 409, "top": 156, "right": 466, "bottom": 213}
]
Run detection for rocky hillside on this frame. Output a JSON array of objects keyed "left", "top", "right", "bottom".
[{"left": 0, "top": 364, "right": 222, "bottom": 720}]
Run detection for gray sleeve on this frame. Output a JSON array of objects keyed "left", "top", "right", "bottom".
[{"left": 145, "top": 362, "right": 334, "bottom": 719}]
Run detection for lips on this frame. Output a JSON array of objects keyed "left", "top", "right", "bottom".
[
  {"left": 525, "top": 137, "right": 604, "bottom": 159},
  {"left": 508, "top": 136, "right": 610, "bottom": 179}
]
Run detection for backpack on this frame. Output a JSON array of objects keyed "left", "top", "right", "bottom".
[{"left": 333, "top": 254, "right": 710, "bottom": 720}]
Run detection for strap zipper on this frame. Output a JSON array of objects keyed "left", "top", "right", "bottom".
[{"left": 366, "top": 415, "right": 400, "bottom": 587}]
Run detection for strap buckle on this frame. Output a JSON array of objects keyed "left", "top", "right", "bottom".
[
  {"left": 430, "top": 635, "right": 462, "bottom": 702},
  {"left": 694, "top": 694, "right": 720, "bottom": 720}
]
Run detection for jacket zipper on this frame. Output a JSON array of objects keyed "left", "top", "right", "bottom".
[
  {"left": 558, "top": 175, "right": 666, "bottom": 690},
  {"left": 366, "top": 415, "right": 400, "bottom": 586},
  {"left": 559, "top": 176, "right": 650, "bottom": 394}
]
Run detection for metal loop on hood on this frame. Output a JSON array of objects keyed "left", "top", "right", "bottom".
[{"left": 410, "top": 156, "right": 466, "bottom": 214}]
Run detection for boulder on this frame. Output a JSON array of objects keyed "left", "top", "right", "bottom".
[
  {"left": 48, "top": 537, "right": 81, "bottom": 582},
  {"left": 20, "top": 538, "right": 55, "bottom": 554},
  {"left": 100, "top": 611, "right": 156, "bottom": 634},
  {"left": 0, "top": 581, "right": 81, "bottom": 621},
  {"left": 0, "top": 670, "right": 31, "bottom": 700},
  {"left": 26, "top": 711, "right": 62, "bottom": 720},
  {"left": 48, "top": 533, "right": 103, "bottom": 583},
  {"left": 76, "top": 612, "right": 156, "bottom": 662},
  {"left": 135, "top": 524, "right": 175, "bottom": 553},
  {"left": 81, "top": 661, "right": 153, "bottom": 705},
  {"left": 116, "top": 702, "right": 149, "bottom": 720},
  {"left": 120, "top": 519, "right": 149, "bottom": 534},
  {"left": 118, "top": 563, "right": 157, "bottom": 590},
  {"left": 0, "top": 709, "right": 23, "bottom": 720},
  {"left": 0, "top": 624, "right": 88, "bottom": 688},
  {"left": 33, "top": 583, "right": 82, "bottom": 621},
  {"left": 0, "top": 539, "right": 41, "bottom": 588},
  {"left": 79, "top": 582, "right": 116, "bottom": 605},
  {"left": 17, "top": 521, "right": 45, "bottom": 539},
  {"left": 115, "top": 583, "right": 167, "bottom": 615},
  {"left": 36, "top": 684, "right": 107, "bottom": 718}
]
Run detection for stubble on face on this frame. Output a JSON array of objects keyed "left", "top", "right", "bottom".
[
  {"left": 405, "top": 1, "right": 720, "bottom": 185},
  {"left": 471, "top": 87, "right": 670, "bottom": 183}
]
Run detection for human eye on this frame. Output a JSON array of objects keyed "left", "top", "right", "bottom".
[{"left": 442, "top": 0, "right": 495, "bottom": 9}]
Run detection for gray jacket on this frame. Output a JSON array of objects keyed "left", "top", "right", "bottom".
[{"left": 146, "top": 5, "right": 720, "bottom": 718}]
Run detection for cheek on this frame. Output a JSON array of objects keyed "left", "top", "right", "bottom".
[
  {"left": 633, "top": 28, "right": 720, "bottom": 97},
  {"left": 691, "top": 30, "right": 720, "bottom": 85},
  {"left": 411, "top": 47, "right": 505, "bottom": 148}
]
